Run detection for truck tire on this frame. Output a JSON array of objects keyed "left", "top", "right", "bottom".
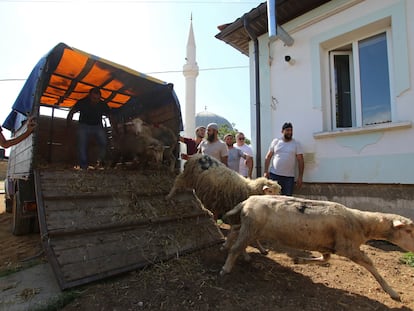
[{"left": 12, "top": 191, "right": 33, "bottom": 236}]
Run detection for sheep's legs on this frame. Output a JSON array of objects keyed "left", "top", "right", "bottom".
[
  {"left": 167, "top": 153, "right": 176, "bottom": 173},
  {"left": 165, "top": 185, "right": 177, "bottom": 200},
  {"left": 349, "top": 251, "right": 400, "bottom": 301},
  {"left": 255, "top": 240, "right": 268, "bottom": 255},
  {"left": 221, "top": 226, "right": 250, "bottom": 261},
  {"left": 222, "top": 226, "right": 267, "bottom": 259},
  {"left": 220, "top": 226, "right": 251, "bottom": 275},
  {"left": 221, "top": 226, "right": 239, "bottom": 251},
  {"left": 294, "top": 253, "right": 331, "bottom": 264},
  {"left": 165, "top": 176, "right": 188, "bottom": 200}
]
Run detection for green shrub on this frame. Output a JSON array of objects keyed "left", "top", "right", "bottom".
[{"left": 400, "top": 252, "right": 414, "bottom": 267}]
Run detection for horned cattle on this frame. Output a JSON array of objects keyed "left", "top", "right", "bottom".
[{"left": 221, "top": 195, "right": 414, "bottom": 301}]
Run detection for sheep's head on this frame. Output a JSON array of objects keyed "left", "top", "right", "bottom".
[
  {"left": 263, "top": 185, "right": 279, "bottom": 195},
  {"left": 262, "top": 179, "right": 281, "bottom": 195},
  {"left": 389, "top": 217, "right": 414, "bottom": 252},
  {"left": 197, "top": 154, "right": 221, "bottom": 170},
  {"left": 131, "top": 117, "right": 144, "bottom": 135},
  {"left": 248, "top": 177, "right": 281, "bottom": 195}
]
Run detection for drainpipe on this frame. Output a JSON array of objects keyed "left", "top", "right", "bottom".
[{"left": 243, "top": 15, "right": 262, "bottom": 177}]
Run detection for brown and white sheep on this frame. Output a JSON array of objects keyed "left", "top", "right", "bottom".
[
  {"left": 110, "top": 131, "right": 164, "bottom": 169},
  {"left": 220, "top": 195, "right": 414, "bottom": 301},
  {"left": 148, "top": 124, "right": 178, "bottom": 173},
  {"left": 111, "top": 117, "right": 178, "bottom": 171},
  {"left": 130, "top": 117, "right": 178, "bottom": 172},
  {"left": 166, "top": 154, "right": 281, "bottom": 220},
  {"left": 166, "top": 154, "right": 281, "bottom": 255}
]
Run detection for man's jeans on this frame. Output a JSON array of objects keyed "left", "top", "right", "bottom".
[
  {"left": 77, "top": 124, "right": 107, "bottom": 169},
  {"left": 269, "top": 172, "right": 295, "bottom": 196}
]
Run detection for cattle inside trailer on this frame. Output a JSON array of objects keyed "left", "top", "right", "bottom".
[{"left": 3, "top": 43, "right": 224, "bottom": 289}]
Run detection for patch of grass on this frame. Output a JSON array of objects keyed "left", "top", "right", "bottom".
[
  {"left": 0, "top": 258, "right": 44, "bottom": 278},
  {"left": 400, "top": 252, "right": 414, "bottom": 267},
  {"left": 0, "top": 264, "right": 24, "bottom": 278}
]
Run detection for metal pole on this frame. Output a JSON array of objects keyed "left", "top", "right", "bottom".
[{"left": 243, "top": 15, "right": 262, "bottom": 177}]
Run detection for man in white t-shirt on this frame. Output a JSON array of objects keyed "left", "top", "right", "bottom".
[
  {"left": 263, "top": 122, "right": 304, "bottom": 195},
  {"left": 235, "top": 132, "right": 253, "bottom": 178},
  {"left": 198, "top": 123, "right": 228, "bottom": 166}
]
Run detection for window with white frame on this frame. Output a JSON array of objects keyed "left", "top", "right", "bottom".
[{"left": 329, "top": 31, "right": 391, "bottom": 129}]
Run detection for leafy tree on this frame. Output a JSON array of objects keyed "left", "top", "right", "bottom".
[{"left": 218, "top": 123, "right": 251, "bottom": 145}]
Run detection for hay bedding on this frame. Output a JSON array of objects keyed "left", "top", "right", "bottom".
[
  {"left": 35, "top": 164, "right": 224, "bottom": 290},
  {"left": 41, "top": 166, "right": 178, "bottom": 212},
  {"left": 39, "top": 164, "right": 214, "bottom": 228}
]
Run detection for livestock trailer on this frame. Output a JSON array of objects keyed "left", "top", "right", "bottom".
[{"left": 3, "top": 43, "right": 223, "bottom": 289}]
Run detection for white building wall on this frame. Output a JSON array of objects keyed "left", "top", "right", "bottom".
[{"left": 254, "top": 0, "right": 414, "bottom": 184}]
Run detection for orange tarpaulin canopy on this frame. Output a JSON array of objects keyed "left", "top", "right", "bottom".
[
  {"left": 4, "top": 43, "right": 182, "bottom": 132},
  {"left": 40, "top": 44, "right": 166, "bottom": 108}
]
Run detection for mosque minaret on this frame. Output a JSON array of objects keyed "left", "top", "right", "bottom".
[{"left": 182, "top": 16, "right": 199, "bottom": 138}]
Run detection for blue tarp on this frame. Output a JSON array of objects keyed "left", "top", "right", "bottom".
[{"left": 3, "top": 58, "right": 46, "bottom": 131}]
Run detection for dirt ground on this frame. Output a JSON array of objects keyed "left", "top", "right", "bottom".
[
  {"left": 0, "top": 195, "right": 44, "bottom": 274},
  {"left": 1, "top": 195, "right": 414, "bottom": 311}
]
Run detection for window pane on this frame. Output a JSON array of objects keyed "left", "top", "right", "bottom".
[
  {"left": 334, "top": 55, "right": 353, "bottom": 127},
  {"left": 358, "top": 33, "right": 391, "bottom": 125}
]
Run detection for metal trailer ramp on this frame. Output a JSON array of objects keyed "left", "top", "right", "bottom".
[{"left": 34, "top": 169, "right": 224, "bottom": 290}]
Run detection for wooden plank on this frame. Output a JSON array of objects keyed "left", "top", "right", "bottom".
[
  {"left": 8, "top": 128, "right": 33, "bottom": 177},
  {"left": 53, "top": 218, "right": 216, "bottom": 266},
  {"left": 35, "top": 168, "right": 224, "bottom": 290},
  {"left": 38, "top": 170, "right": 175, "bottom": 198},
  {"left": 45, "top": 211, "right": 211, "bottom": 236}
]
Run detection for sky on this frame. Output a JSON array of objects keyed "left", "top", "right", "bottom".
[{"left": 0, "top": 0, "right": 264, "bottom": 141}]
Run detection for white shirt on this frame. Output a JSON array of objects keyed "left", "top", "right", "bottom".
[
  {"left": 268, "top": 138, "right": 303, "bottom": 177},
  {"left": 235, "top": 143, "right": 253, "bottom": 177}
]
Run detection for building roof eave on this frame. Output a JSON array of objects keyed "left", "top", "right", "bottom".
[{"left": 215, "top": 0, "right": 331, "bottom": 55}]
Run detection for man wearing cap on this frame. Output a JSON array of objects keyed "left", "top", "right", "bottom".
[
  {"left": 198, "top": 123, "right": 228, "bottom": 166},
  {"left": 179, "top": 126, "right": 206, "bottom": 160},
  {"left": 263, "top": 122, "right": 304, "bottom": 195}
]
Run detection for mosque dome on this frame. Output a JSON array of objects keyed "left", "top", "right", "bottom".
[{"left": 195, "top": 110, "right": 233, "bottom": 130}]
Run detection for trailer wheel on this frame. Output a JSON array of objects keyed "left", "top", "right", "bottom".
[{"left": 12, "top": 191, "right": 33, "bottom": 236}]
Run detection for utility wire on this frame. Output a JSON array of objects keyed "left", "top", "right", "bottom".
[
  {"left": 0, "top": 79, "right": 26, "bottom": 82},
  {"left": 0, "top": 65, "right": 248, "bottom": 82},
  {"left": 148, "top": 65, "right": 248, "bottom": 74},
  {"left": 0, "top": 0, "right": 259, "bottom": 3}
]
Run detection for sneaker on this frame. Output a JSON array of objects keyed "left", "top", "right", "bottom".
[
  {"left": 74, "top": 165, "right": 87, "bottom": 171},
  {"left": 94, "top": 161, "right": 105, "bottom": 170}
]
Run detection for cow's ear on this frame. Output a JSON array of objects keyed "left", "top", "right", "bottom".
[{"left": 392, "top": 219, "right": 404, "bottom": 228}]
